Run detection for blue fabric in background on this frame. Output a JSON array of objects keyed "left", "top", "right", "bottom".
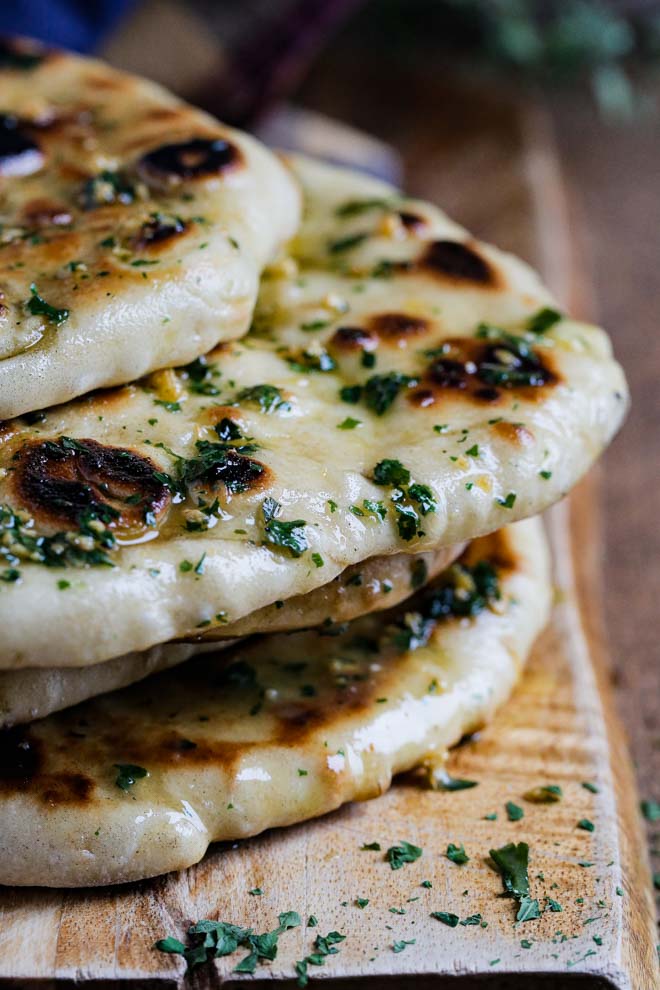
[{"left": 0, "top": 0, "right": 135, "bottom": 52}]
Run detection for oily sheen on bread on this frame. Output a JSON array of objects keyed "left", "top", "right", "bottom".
[
  {"left": 0, "top": 518, "right": 551, "bottom": 887},
  {"left": 0, "top": 154, "right": 626, "bottom": 669},
  {"left": 0, "top": 37, "right": 300, "bottom": 418},
  {"left": 0, "top": 544, "right": 463, "bottom": 725}
]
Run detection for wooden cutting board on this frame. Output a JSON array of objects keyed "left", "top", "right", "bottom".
[{"left": 0, "top": 95, "right": 655, "bottom": 988}]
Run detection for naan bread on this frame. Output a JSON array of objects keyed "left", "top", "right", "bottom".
[
  {"left": 0, "top": 154, "right": 625, "bottom": 669},
  {"left": 0, "top": 518, "right": 551, "bottom": 887},
  {"left": 0, "top": 37, "right": 300, "bottom": 418},
  {"left": 0, "top": 544, "right": 463, "bottom": 725}
]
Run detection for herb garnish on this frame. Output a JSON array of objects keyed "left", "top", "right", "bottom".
[
  {"left": 489, "top": 841, "right": 530, "bottom": 900},
  {"left": 435, "top": 774, "right": 479, "bottom": 792},
  {"left": 335, "top": 198, "right": 390, "bottom": 218},
  {"left": 26, "top": 284, "right": 69, "bottom": 326},
  {"left": 155, "top": 911, "right": 300, "bottom": 974},
  {"left": 431, "top": 911, "right": 460, "bottom": 927},
  {"left": 506, "top": 801, "right": 524, "bottom": 822},
  {"left": 261, "top": 497, "right": 308, "bottom": 558},
  {"left": 527, "top": 307, "right": 562, "bottom": 335},
  {"left": 328, "top": 232, "right": 368, "bottom": 254},
  {"left": 386, "top": 840, "right": 423, "bottom": 870},
  {"left": 295, "top": 930, "right": 346, "bottom": 987},
  {"left": 523, "top": 785, "right": 562, "bottom": 803},
  {"left": 446, "top": 843, "right": 469, "bottom": 865},
  {"left": 235, "top": 383, "right": 290, "bottom": 414},
  {"left": 114, "top": 764, "right": 148, "bottom": 791}
]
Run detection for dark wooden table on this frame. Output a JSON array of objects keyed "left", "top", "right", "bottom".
[{"left": 292, "top": 37, "right": 660, "bottom": 910}]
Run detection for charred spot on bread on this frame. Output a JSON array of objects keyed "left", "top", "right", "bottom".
[
  {"left": 409, "top": 337, "right": 556, "bottom": 407},
  {"left": 397, "top": 210, "right": 427, "bottom": 233},
  {"left": 137, "top": 137, "right": 242, "bottom": 185},
  {"left": 0, "top": 37, "right": 47, "bottom": 71},
  {"left": 329, "top": 326, "right": 377, "bottom": 352},
  {"left": 0, "top": 114, "right": 44, "bottom": 177},
  {"left": 132, "top": 213, "right": 188, "bottom": 251},
  {"left": 421, "top": 240, "right": 496, "bottom": 286},
  {"left": 11, "top": 437, "right": 171, "bottom": 532},
  {"left": 368, "top": 312, "right": 430, "bottom": 342}
]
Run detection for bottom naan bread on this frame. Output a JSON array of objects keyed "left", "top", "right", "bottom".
[
  {"left": 0, "top": 518, "right": 550, "bottom": 887},
  {"left": 0, "top": 545, "right": 462, "bottom": 727}
]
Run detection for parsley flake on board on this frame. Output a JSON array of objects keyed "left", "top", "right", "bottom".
[
  {"left": 295, "top": 930, "right": 346, "bottom": 988},
  {"left": 335, "top": 197, "right": 391, "bottom": 218},
  {"left": 392, "top": 939, "right": 416, "bottom": 953},
  {"left": 516, "top": 895, "right": 541, "bottom": 923},
  {"left": 361, "top": 842, "right": 381, "bottom": 851},
  {"left": 386, "top": 840, "right": 423, "bottom": 870},
  {"left": 506, "top": 801, "right": 525, "bottom": 822},
  {"left": 435, "top": 773, "right": 479, "bottom": 792},
  {"left": 489, "top": 842, "right": 530, "bottom": 900},
  {"left": 155, "top": 911, "right": 300, "bottom": 974},
  {"left": 430, "top": 911, "right": 459, "bottom": 928},
  {"left": 114, "top": 764, "right": 148, "bottom": 791},
  {"left": 641, "top": 800, "right": 660, "bottom": 822},
  {"left": 446, "top": 843, "right": 469, "bottom": 865},
  {"left": 523, "top": 785, "right": 562, "bottom": 804},
  {"left": 577, "top": 818, "right": 595, "bottom": 832}
]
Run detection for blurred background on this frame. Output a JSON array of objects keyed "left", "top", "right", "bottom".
[{"left": 1, "top": 0, "right": 659, "bottom": 903}]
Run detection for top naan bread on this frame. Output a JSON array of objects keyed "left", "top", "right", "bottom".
[
  {"left": 0, "top": 37, "right": 300, "bottom": 418},
  {"left": 0, "top": 154, "right": 627, "bottom": 669}
]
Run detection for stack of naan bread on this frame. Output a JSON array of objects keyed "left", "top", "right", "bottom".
[{"left": 0, "top": 39, "right": 627, "bottom": 887}]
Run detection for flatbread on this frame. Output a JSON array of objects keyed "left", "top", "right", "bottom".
[
  {"left": 0, "top": 544, "right": 463, "bottom": 725},
  {"left": 0, "top": 154, "right": 625, "bottom": 669},
  {"left": 0, "top": 517, "right": 551, "bottom": 887},
  {"left": 0, "top": 37, "right": 300, "bottom": 418}
]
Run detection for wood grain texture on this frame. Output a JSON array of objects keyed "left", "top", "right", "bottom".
[{"left": 0, "top": 54, "right": 655, "bottom": 988}]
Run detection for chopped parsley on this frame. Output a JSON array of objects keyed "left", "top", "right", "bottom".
[
  {"left": 235, "top": 383, "right": 290, "bottom": 414},
  {"left": 373, "top": 459, "right": 410, "bottom": 487},
  {"left": 392, "top": 939, "right": 415, "bottom": 953},
  {"left": 338, "top": 417, "right": 361, "bottom": 430},
  {"left": 496, "top": 492, "right": 517, "bottom": 509},
  {"left": 26, "top": 283, "right": 69, "bottom": 326},
  {"left": 295, "top": 930, "right": 346, "bottom": 987},
  {"left": 261, "top": 497, "right": 308, "bottom": 558},
  {"left": 435, "top": 773, "right": 479, "bottom": 792},
  {"left": 527, "top": 307, "right": 562, "bottom": 335},
  {"left": 640, "top": 800, "right": 660, "bottom": 822},
  {"left": 355, "top": 897, "right": 369, "bottom": 909},
  {"left": 114, "top": 764, "right": 148, "bottom": 791},
  {"left": 506, "top": 801, "right": 524, "bottom": 822},
  {"left": 446, "top": 843, "right": 469, "bottom": 865},
  {"left": 328, "top": 231, "right": 368, "bottom": 253},
  {"left": 516, "top": 895, "right": 541, "bottom": 923},
  {"left": 577, "top": 818, "right": 595, "bottom": 832},
  {"left": 361, "top": 842, "right": 381, "bottom": 851},
  {"left": 335, "top": 197, "right": 390, "bottom": 218},
  {"left": 523, "top": 785, "right": 562, "bottom": 803},
  {"left": 155, "top": 911, "right": 300, "bottom": 974},
  {"left": 489, "top": 841, "right": 530, "bottom": 900},
  {"left": 430, "top": 911, "right": 459, "bottom": 927},
  {"left": 386, "top": 840, "right": 423, "bottom": 870}
]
